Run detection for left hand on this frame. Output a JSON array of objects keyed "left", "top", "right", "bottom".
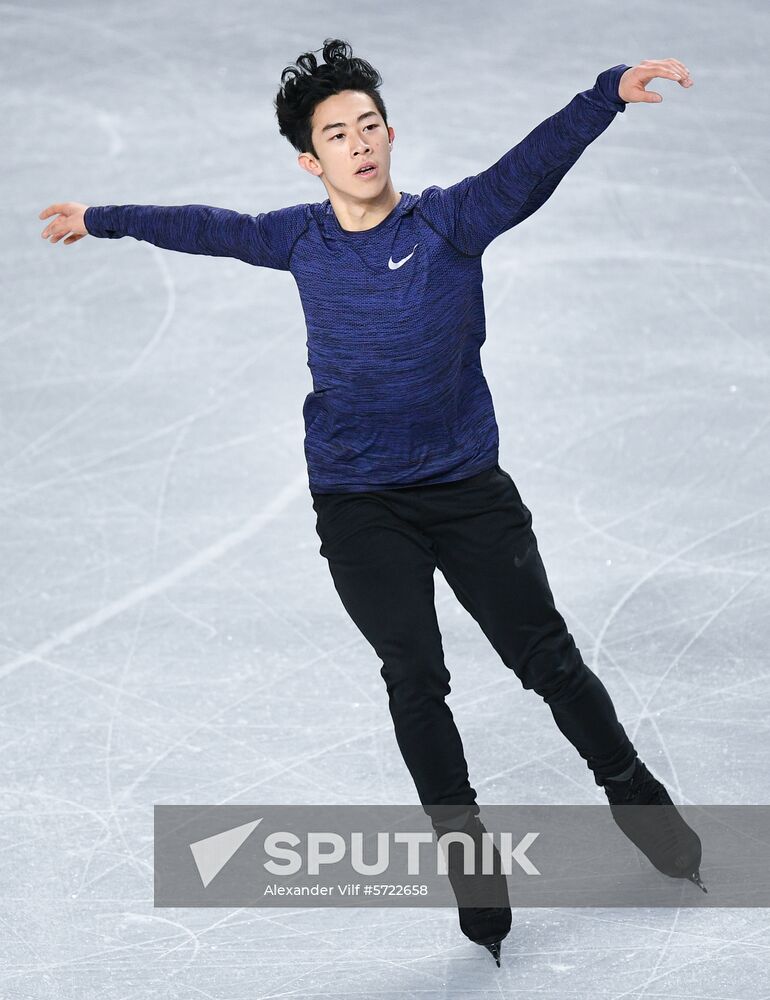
[{"left": 619, "top": 58, "right": 693, "bottom": 104}]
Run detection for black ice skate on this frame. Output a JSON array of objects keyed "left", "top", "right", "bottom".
[
  {"left": 433, "top": 810, "right": 512, "bottom": 967},
  {"left": 601, "top": 760, "right": 707, "bottom": 893}
]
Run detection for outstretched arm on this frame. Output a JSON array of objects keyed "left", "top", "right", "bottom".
[
  {"left": 39, "top": 201, "right": 309, "bottom": 271},
  {"left": 419, "top": 58, "right": 693, "bottom": 257}
]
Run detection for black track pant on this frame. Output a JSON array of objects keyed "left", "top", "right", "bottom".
[{"left": 311, "top": 462, "right": 637, "bottom": 819}]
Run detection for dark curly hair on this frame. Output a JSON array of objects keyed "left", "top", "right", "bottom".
[{"left": 274, "top": 38, "right": 389, "bottom": 159}]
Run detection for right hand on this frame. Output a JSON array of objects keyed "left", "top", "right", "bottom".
[{"left": 39, "top": 202, "right": 90, "bottom": 245}]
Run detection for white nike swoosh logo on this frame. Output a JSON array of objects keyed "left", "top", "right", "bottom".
[{"left": 388, "top": 244, "right": 419, "bottom": 270}]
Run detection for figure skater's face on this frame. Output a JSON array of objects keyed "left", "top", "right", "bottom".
[{"left": 299, "top": 90, "right": 395, "bottom": 197}]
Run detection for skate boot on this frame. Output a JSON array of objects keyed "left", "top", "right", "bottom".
[
  {"left": 434, "top": 809, "right": 512, "bottom": 967},
  {"left": 600, "top": 760, "right": 707, "bottom": 893}
]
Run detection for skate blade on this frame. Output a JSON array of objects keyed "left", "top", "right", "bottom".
[
  {"left": 688, "top": 870, "right": 708, "bottom": 893},
  {"left": 483, "top": 940, "right": 502, "bottom": 967}
]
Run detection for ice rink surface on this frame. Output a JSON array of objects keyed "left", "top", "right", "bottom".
[{"left": 4, "top": 0, "right": 770, "bottom": 995}]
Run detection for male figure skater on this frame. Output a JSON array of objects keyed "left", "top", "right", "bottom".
[{"left": 39, "top": 38, "right": 704, "bottom": 966}]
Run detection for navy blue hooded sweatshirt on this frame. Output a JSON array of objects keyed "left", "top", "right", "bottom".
[{"left": 84, "top": 64, "right": 629, "bottom": 493}]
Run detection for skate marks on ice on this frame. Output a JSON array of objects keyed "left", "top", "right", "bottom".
[{"left": 0, "top": 471, "right": 310, "bottom": 680}]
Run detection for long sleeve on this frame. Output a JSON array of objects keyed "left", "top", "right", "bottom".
[
  {"left": 83, "top": 202, "right": 310, "bottom": 271},
  {"left": 417, "top": 64, "right": 631, "bottom": 257}
]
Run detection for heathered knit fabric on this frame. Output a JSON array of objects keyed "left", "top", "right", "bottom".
[{"left": 84, "top": 64, "right": 629, "bottom": 494}]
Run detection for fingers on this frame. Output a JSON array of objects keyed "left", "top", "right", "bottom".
[
  {"left": 39, "top": 204, "right": 63, "bottom": 220},
  {"left": 41, "top": 213, "right": 68, "bottom": 241},
  {"left": 46, "top": 229, "right": 72, "bottom": 244},
  {"left": 643, "top": 57, "right": 693, "bottom": 86},
  {"left": 667, "top": 58, "right": 693, "bottom": 86},
  {"left": 40, "top": 204, "right": 70, "bottom": 241},
  {"left": 41, "top": 206, "right": 60, "bottom": 240},
  {"left": 643, "top": 58, "right": 689, "bottom": 76},
  {"left": 662, "top": 58, "right": 689, "bottom": 77},
  {"left": 41, "top": 223, "right": 67, "bottom": 243}
]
